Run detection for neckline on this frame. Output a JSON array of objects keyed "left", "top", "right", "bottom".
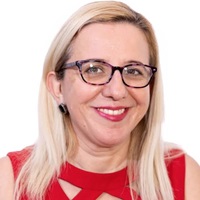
[{"left": 59, "top": 162, "right": 130, "bottom": 191}]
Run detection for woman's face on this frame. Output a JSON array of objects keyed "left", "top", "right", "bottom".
[{"left": 60, "top": 23, "right": 150, "bottom": 148}]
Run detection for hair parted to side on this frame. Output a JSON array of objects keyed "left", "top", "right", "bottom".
[{"left": 14, "top": 1, "right": 175, "bottom": 199}]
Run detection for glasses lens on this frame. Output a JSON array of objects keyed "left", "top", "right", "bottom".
[
  {"left": 81, "top": 61, "right": 111, "bottom": 84},
  {"left": 123, "top": 65, "right": 152, "bottom": 87},
  {"left": 79, "top": 60, "right": 154, "bottom": 87}
]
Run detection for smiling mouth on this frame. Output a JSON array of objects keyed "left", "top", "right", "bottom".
[{"left": 97, "top": 108, "right": 125, "bottom": 115}]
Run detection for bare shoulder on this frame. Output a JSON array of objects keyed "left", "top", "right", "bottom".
[
  {"left": 185, "top": 154, "right": 200, "bottom": 200},
  {"left": 0, "top": 156, "right": 14, "bottom": 199}
]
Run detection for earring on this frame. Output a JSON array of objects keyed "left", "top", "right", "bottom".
[{"left": 58, "top": 103, "right": 68, "bottom": 114}]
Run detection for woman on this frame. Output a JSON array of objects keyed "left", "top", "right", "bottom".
[{"left": 0, "top": 1, "right": 199, "bottom": 200}]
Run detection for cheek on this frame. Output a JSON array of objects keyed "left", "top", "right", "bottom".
[
  {"left": 61, "top": 73, "right": 101, "bottom": 110},
  {"left": 129, "top": 87, "right": 150, "bottom": 108},
  {"left": 61, "top": 70, "right": 83, "bottom": 100},
  {"left": 132, "top": 87, "right": 150, "bottom": 124},
  {"left": 141, "top": 88, "right": 150, "bottom": 106},
  {"left": 140, "top": 89, "right": 150, "bottom": 112}
]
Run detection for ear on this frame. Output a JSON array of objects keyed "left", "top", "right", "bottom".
[{"left": 46, "top": 71, "right": 64, "bottom": 104}]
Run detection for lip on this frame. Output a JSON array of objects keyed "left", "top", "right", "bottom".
[{"left": 95, "top": 106, "right": 128, "bottom": 122}]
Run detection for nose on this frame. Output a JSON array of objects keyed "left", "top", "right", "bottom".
[{"left": 102, "top": 70, "right": 128, "bottom": 100}]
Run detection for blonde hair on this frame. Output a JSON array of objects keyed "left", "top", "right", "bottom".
[{"left": 15, "top": 1, "right": 175, "bottom": 199}]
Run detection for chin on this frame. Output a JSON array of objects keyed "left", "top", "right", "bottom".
[{"left": 94, "top": 135, "right": 130, "bottom": 148}]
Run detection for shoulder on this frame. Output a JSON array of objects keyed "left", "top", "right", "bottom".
[
  {"left": 164, "top": 148, "right": 185, "bottom": 199},
  {"left": 185, "top": 154, "right": 200, "bottom": 200},
  {"left": 165, "top": 148, "right": 186, "bottom": 178},
  {"left": 0, "top": 156, "right": 14, "bottom": 199},
  {"left": 164, "top": 148, "right": 200, "bottom": 199},
  {"left": 7, "top": 146, "right": 33, "bottom": 178},
  {"left": 0, "top": 146, "right": 33, "bottom": 200}
]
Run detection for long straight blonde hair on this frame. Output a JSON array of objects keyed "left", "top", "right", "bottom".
[{"left": 14, "top": 1, "right": 175, "bottom": 199}]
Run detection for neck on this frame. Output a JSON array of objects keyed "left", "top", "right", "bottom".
[{"left": 69, "top": 139, "right": 129, "bottom": 173}]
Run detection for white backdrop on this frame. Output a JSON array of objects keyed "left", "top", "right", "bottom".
[{"left": 0, "top": 0, "right": 199, "bottom": 164}]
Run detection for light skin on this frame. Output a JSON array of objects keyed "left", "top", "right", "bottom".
[
  {"left": 48, "top": 23, "right": 150, "bottom": 173},
  {"left": 48, "top": 23, "right": 151, "bottom": 198},
  {"left": 0, "top": 22, "right": 199, "bottom": 199}
]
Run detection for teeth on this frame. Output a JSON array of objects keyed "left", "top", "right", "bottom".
[{"left": 98, "top": 108, "right": 125, "bottom": 115}]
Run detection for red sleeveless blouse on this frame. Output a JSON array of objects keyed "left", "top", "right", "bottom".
[{"left": 7, "top": 147, "right": 185, "bottom": 199}]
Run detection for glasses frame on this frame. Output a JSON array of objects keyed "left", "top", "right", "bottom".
[{"left": 59, "top": 59, "right": 157, "bottom": 88}]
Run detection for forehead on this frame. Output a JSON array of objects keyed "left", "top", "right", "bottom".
[{"left": 70, "top": 22, "right": 149, "bottom": 64}]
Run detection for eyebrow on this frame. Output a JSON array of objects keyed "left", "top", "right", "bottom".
[
  {"left": 88, "top": 58, "right": 146, "bottom": 65},
  {"left": 125, "top": 59, "right": 146, "bottom": 65}
]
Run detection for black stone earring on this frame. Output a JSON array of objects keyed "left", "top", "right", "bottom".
[{"left": 58, "top": 103, "right": 68, "bottom": 114}]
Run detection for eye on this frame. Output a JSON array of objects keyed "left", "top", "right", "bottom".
[
  {"left": 82, "top": 62, "right": 105, "bottom": 75},
  {"left": 124, "top": 67, "right": 144, "bottom": 76},
  {"left": 87, "top": 65, "right": 102, "bottom": 73}
]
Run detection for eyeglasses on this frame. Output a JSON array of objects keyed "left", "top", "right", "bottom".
[{"left": 59, "top": 59, "right": 157, "bottom": 88}]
